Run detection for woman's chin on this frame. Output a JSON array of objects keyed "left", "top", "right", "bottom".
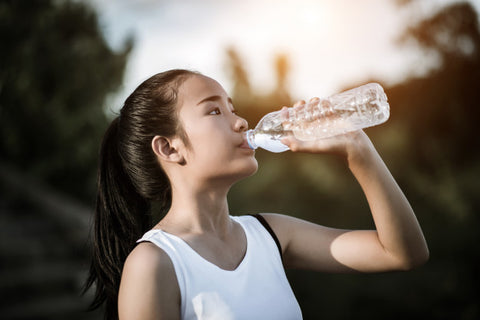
[{"left": 238, "top": 159, "right": 259, "bottom": 179}]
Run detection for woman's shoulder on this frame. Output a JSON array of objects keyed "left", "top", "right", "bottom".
[
  {"left": 123, "top": 241, "right": 175, "bottom": 277},
  {"left": 119, "top": 243, "right": 181, "bottom": 318}
]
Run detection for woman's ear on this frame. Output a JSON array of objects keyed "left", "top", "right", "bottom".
[{"left": 151, "top": 135, "right": 185, "bottom": 164}]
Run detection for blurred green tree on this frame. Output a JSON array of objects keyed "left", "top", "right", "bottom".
[
  {"left": 383, "top": 3, "right": 480, "bottom": 318},
  {"left": 392, "top": 1, "right": 480, "bottom": 168},
  {"left": 0, "top": 0, "right": 131, "bottom": 201}
]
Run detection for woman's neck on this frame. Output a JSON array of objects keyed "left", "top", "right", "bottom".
[{"left": 158, "top": 186, "right": 233, "bottom": 237}]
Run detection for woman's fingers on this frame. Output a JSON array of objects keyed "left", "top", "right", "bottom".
[
  {"left": 281, "top": 97, "right": 335, "bottom": 138},
  {"left": 293, "top": 100, "right": 306, "bottom": 108}
]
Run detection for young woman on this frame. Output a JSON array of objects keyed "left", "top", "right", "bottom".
[{"left": 85, "top": 69, "right": 429, "bottom": 320}]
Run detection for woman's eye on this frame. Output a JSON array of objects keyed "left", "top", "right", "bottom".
[{"left": 209, "top": 108, "right": 221, "bottom": 115}]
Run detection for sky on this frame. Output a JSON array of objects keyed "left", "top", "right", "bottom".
[{"left": 86, "top": 0, "right": 480, "bottom": 111}]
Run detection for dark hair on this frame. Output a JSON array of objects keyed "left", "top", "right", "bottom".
[{"left": 84, "top": 69, "right": 198, "bottom": 319}]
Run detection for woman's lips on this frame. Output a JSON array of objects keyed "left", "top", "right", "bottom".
[{"left": 239, "top": 139, "right": 253, "bottom": 150}]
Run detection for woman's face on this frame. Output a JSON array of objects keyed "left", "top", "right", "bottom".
[{"left": 175, "top": 74, "right": 258, "bottom": 185}]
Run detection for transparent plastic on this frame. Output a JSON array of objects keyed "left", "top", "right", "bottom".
[{"left": 246, "top": 83, "right": 390, "bottom": 153}]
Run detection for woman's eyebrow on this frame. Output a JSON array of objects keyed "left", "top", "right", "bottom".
[{"left": 197, "top": 95, "right": 233, "bottom": 106}]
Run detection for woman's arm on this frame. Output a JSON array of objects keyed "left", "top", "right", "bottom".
[
  {"left": 264, "top": 126, "right": 429, "bottom": 273},
  {"left": 118, "top": 242, "right": 181, "bottom": 319}
]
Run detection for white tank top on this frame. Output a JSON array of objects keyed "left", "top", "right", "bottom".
[{"left": 137, "top": 215, "right": 303, "bottom": 320}]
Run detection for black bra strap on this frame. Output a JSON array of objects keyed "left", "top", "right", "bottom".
[{"left": 250, "top": 214, "right": 284, "bottom": 262}]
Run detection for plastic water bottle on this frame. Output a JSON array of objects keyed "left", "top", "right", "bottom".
[{"left": 245, "top": 83, "right": 390, "bottom": 153}]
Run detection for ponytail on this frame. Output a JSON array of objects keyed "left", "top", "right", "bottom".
[
  {"left": 84, "top": 69, "right": 198, "bottom": 319},
  {"left": 85, "top": 117, "right": 150, "bottom": 319}
]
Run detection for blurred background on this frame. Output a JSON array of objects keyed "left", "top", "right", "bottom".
[{"left": 1, "top": 0, "right": 479, "bottom": 319}]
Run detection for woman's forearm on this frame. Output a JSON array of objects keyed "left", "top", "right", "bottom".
[{"left": 348, "top": 139, "right": 429, "bottom": 269}]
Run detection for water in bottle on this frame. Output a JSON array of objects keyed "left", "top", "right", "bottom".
[{"left": 245, "top": 83, "right": 390, "bottom": 153}]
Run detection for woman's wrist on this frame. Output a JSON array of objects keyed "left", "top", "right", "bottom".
[{"left": 345, "top": 132, "right": 378, "bottom": 171}]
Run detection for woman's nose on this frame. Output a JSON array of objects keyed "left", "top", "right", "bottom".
[{"left": 234, "top": 116, "right": 248, "bottom": 132}]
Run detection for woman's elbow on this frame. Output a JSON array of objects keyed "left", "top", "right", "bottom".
[{"left": 399, "top": 246, "right": 430, "bottom": 271}]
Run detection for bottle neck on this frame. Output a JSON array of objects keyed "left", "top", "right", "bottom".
[{"left": 245, "top": 129, "right": 257, "bottom": 150}]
